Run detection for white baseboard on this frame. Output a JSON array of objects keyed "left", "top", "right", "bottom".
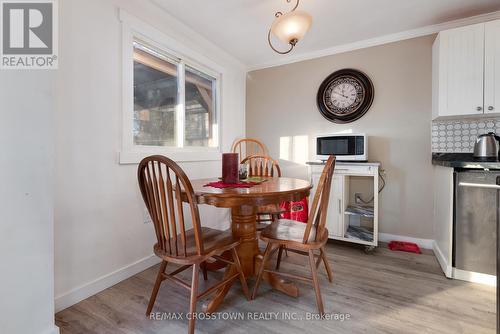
[
  {"left": 42, "top": 325, "right": 60, "bottom": 334},
  {"left": 55, "top": 220, "right": 231, "bottom": 313},
  {"left": 432, "top": 241, "right": 452, "bottom": 278},
  {"left": 452, "top": 268, "right": 496, "bottom": 286},
  {"left": 55, "top": 254, "right": 161, "bottom": 312},
  {"left": 378, "top": 233, "right": 434, "bottom": 250}
]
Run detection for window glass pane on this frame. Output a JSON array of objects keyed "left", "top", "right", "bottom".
[
  {"left": 184, "top": 66, "right": 217, "bottom": 147},
  {"left": 133, "top": 42, "right": 178, "bottom": 147}
]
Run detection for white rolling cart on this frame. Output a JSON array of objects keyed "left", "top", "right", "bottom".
[{"left": 307, "top": 161, "right": 382, "bottom": 252}]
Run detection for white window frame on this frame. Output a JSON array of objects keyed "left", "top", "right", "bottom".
[{"left": 119, "top": 10, "right": 223, "bottom": 164}]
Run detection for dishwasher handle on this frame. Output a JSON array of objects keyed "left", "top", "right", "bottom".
[{"left": 458, "top": 182, "right": 500, "bottom": 190}]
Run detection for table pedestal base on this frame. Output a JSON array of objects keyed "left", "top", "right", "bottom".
[{"left": 204, "top": 205, "right": 298, "bottom": 313}]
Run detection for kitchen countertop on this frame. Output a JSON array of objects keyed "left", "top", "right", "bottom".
[{"left": 432, "top": 153, "right": 500, "bottom": 169}]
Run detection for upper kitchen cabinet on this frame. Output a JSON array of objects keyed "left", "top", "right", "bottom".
[
  {"left": 485, "top": 20, "right": 500, "bottom": 115},
  {"left": 433, "top": 20, "right": 500, "bottom": 120}
]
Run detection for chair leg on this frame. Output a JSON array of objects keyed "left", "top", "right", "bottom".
[
  {"left": 231, "top": 248, "right": 250, "bottom": 300},
  {"left": 146, "top": 260, "right": 167, "bottom": 316},
  {"left": 284, "top": 247, "right": 289, "bottom": 257},
  {"left": 320, "top": 247, "right": 333, "bottom": 283},
  {"left": 315, "top": 250, "right": 322, "bottom": 269},
  {"left": 308, "top": 250, "right": 325, "bottom": 315},
  {"left": 188, "top": 264, "right": 199, "bottom": 334},
  {"left": 252, "top": 243, "right": 273, "bottom": 300},
  {"left": 276, "top": 246, "right": 284, "bottom": 270},
  {"left": 201, "top": 262, "right": 208, "bottom": 281}
]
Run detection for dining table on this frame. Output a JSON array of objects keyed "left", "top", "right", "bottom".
[{"left": 185, "top": 176, "right": 312, "bottom": 313}]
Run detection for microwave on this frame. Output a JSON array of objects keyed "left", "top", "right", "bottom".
[{"left": 316, "top": 134, "right": 368, "bottom": 161}]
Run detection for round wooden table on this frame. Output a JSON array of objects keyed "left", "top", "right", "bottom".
[{"left": 188, "top": 177, "right": 311, "bottom": 312}]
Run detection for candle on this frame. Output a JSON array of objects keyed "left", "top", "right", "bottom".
[{"left": 222, "top": 153, "right": 239, "bottom": 184}]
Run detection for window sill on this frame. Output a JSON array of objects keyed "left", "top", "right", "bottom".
[{"left": 119, "top": 149, "right": 222, "bottom": 164}]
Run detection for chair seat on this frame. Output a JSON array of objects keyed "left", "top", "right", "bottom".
[
  {"left": 154, "top": 227, "right": 239, "bottom": 262},
  {"left": 260, "top": 219, "right": 328, "bottom": 246}
]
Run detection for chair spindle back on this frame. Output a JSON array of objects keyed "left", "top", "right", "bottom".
[
  {"left": 138, "top": 155, "right": 204, "bottom": 258},
  {"left": 241, "top": 155, "right": 282, "bottom": 178},
  {"left": 302, "top": 156, "right": 336, "bottom": 244},
  {"left": 231, "top": 138, "right": 267, "bottom": 163}
]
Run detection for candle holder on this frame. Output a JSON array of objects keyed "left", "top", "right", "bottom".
[{"left": 222, "top": 153, "right": 239, "bottom": 184}]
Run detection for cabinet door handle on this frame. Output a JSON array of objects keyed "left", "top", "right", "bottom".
[
  {"left": 476, "top": 106, "right": 483, "bottom": 111},
  {"left": 488, "top": 106, "right": 495, "bottom": 111},
  {"left": 338, "top": 199, "right": 342, "bottom": 214}
]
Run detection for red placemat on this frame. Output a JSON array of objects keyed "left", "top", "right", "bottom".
[{"left": 204, "top": 181, "right": 259, "bottom": 189}]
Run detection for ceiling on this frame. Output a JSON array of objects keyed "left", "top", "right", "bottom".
[{"left": 153, "top": 0, "right": 500, "bottom": 69}]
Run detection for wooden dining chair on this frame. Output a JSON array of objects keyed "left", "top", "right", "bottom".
[
  {"left": 241, "top": 155, "right": 284, "bottom": 230},
  {"left": 138, "top": 155, "right": 250, "bottom": 334},
  {"left": 242, "top": 154, "right": 281, "bottom": 178},
  {"left": 231, "top": 138, "right": 267, "bottom": 162},
  {"left": 252, "top": 155, "right": 336, "bottom": 315}
]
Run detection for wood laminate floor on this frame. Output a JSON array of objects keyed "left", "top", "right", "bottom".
[{"left": 56, "top": 241, "right": 496, "bottom": 334}]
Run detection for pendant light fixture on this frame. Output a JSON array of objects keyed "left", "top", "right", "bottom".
[{"left": 268, "top": 0, "right": 312, "bottom": 54}]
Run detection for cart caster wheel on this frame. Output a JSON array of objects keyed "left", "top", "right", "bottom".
[{"left": 364, "top": 246, "right": 375, "bottom": 254}]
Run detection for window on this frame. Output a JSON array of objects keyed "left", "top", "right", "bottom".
[
  {"left": 184, "top": 66, "right": 217, "bottom": 147},
  {"left": 120, "top": 11, "right": 222, "bottom": 164},
  {"left": 133, "top": 41, "right": 218, "bottom": 149}
]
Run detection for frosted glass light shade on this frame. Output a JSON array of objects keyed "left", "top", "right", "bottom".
[{"left": 270, "top": 10, "right": 312, "bottom": 44}]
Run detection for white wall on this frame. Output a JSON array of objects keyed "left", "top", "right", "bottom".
[
  {"left": 55, "top": 0, "right": 246, "bottom": 311},
  {"left": 247, "top": 36, "right": 435, "bottom": 240},
  {"left": 0, "top": 71, "right": 58, "bottom": 334}
]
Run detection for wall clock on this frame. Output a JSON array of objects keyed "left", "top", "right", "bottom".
[{"left": 316, "top": 69, "right": 374, "bottom": 123}]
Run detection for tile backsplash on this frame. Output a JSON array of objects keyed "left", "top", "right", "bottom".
[{"left": 431, "top": 117, "right": 500, "bottom": 153}]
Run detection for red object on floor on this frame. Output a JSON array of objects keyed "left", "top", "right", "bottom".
[
  {"left": 388, "top": 241, "right": 421, "bottom": 254},
  {"left": 280, "top": 197, "right": 309, "bottom": 223},
  {"left": 204, "top": 181, "right": 258, "bottom": 189}
]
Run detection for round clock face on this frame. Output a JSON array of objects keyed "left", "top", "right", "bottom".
[
  {"left": 317, "top": 69, "right": 374, "bottom": 123},
  {"left": 325, "top": 77, "right": 364, "bottom": 114}
]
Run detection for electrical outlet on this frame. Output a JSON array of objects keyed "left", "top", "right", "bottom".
[{"left": 355, "top": 193, "right": 363, "bottom": 204}]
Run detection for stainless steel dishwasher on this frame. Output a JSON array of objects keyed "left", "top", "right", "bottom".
[
  {"left": 453, "top": 170, "right": 500, "bottom": 275},
  {"left": 454, "top": 170, "right": 500, "bottom": 332},
  {"left": 454, "top": 170, "right": 498, "bottom": 276}
]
